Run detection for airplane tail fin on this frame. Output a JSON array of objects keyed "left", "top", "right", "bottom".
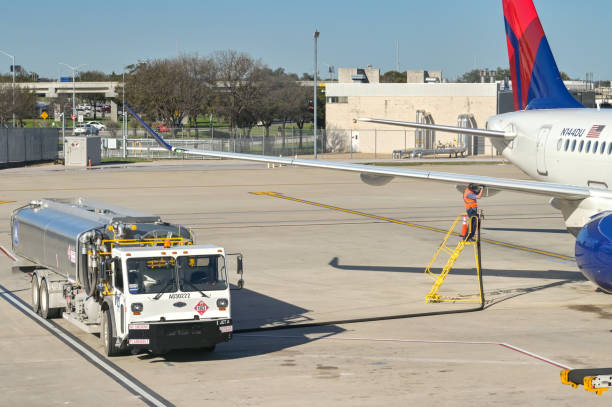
[{"left": 502, "top": 0, "right": 583, "bottom": 110}]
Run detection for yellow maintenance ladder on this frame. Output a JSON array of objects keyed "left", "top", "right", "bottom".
[{"left": 424, "top": 214, "right": 484, "bottom": 305}]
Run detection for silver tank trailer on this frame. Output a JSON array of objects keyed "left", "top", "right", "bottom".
[{"left": 11, "top": 198, "right": 192, "bottom": 291}]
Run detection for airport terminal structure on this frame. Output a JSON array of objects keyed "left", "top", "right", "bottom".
[{"left": 325, "top": 67, "right": 509, "bottom": 156}]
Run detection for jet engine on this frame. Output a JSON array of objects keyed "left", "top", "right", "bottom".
[{"left": 575, "top": 211, "right": 612, "bottom": 293}]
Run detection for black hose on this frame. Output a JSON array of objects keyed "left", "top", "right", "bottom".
[
  {"left": 234, "top": 305, "right": 485, "bottom": 334},
  {"left": 236, "top": 221, "right": 485, "bottom": 334}
]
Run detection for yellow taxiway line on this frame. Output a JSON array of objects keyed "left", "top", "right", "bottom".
[{"left": 251, "top": 191, "right": 574, "bottom": 261}]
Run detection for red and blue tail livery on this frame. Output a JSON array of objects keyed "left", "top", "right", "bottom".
[{"left": 502, "top": 0, "right": 583, "bottom": 111}]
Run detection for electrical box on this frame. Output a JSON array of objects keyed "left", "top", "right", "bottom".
[{"left": 64, "top": 136, "right": 101, "bottom": 167}]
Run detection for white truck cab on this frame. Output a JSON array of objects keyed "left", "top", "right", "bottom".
[{"left": 108, "top": 245, "right": 233, "bottom": 354}]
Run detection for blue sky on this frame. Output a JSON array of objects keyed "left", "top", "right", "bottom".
[{"left": 1, "top": 0, "right": 609, "bottom": 81}]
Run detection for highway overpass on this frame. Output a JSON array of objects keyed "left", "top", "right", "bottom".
[{"left": 8, "top": 81, "right": 119, "bottom": 98}]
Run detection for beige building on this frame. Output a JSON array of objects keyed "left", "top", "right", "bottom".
[
  {"left": 325, "top": 82, "right": 500, "bottom": 156},
  {"left": 337, "top": 67, "right": 380, "bottom": 83},
  {"left": 406, "top": 70, "right": 443, "bottom": 83}
]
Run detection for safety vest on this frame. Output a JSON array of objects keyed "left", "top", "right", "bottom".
[{"left": 463, "top": 189, "right": 478, "bottom": 210}]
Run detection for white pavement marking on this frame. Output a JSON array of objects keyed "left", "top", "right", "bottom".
[
  {"left": 0, "top": 286, "right": 171, "bottom": 407},
  {"left": 238, "top": 333, "right": 573, "bottom": 370},
  {"left": 0, "top": 245, "right": 17, "bottom": 262}
]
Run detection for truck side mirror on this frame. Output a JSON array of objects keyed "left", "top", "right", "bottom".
[
  {"left": 237, "top": 255, "right": 243, "bottom": 275},
  {"left": 227, "top": 253, "right": 245, "bottom": 290}
]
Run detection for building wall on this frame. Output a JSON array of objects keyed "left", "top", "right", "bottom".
[
  {"left": 325, "top": 83, "right": 499, "bottom": 155},
  {"left": 406, "top": 70, "right": 442, "bottom": 83},
  {"left": 337, "top": 68, "right": 380, "bottom": 83}
]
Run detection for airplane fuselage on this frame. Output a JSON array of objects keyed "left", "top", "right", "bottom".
[{"left": 488, "top": 109, "right": 612, "bottom": 188}]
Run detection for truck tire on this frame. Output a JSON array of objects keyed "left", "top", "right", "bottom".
[
  {"left": 101, "top": 309, "right": 120, "bottom": 357},
  {"left": 39, "top": 279, "right": 60, "bottom": 319},
  {"left": 31, "top": 277, "right": 40, "bottom": 314}
]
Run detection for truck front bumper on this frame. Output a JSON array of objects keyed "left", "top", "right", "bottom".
[{"left": 128, "top": 318, "right": 232, "bottom": 352}]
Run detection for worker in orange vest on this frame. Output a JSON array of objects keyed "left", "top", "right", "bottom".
[{"left": 464, "top": 183, "right": 483, "bottom": 241}]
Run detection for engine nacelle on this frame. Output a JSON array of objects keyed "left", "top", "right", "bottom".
[
  {"left": 575, "top": 211, "right": 612, "bottom": 293},
  {"left": 360, "top": 173, "right": 394, "bottom": 186}
]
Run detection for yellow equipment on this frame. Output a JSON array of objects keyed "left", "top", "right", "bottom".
[
  {"left": 424, "top": 214, "right": 484, "bottom": 305},
  {"left": 561, "top": 368, "right": 612, "bottom": 396}
]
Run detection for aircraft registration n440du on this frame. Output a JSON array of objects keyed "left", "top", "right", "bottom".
[{"left": 125, "top": 0, "right": 612, "bottom": 294}]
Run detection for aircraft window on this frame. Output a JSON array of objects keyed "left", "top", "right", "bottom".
[
  {"left": 602, "top": 141, "right": 607, "bottom": 154},
  {"left": 586, "top": 140, "right": 591, "bottom": 153},
  {"left": 571, "top": 140, "right": 576, "bottom": 152},
  {"left": 556, "top": 138, "right": 562, "bottom": 151},
  {"left": 564, "top": 139, "right": 570, "bottom": 151},
  {"left": 593, "top": 141, "right": 599, "bottom": 154},
  {"left": 608, "top": 142, "right": 612, "bottom": 155},
  {"left": 578, "top": 140, "right": 584, "bottom": 152}
]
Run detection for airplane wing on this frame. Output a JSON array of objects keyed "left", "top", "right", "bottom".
[
  {"left": 123, "top": 104, "right": 598, "bottom": 201},
  {"left": 170, "top": 147, "right": 594, "bottom": 199}
]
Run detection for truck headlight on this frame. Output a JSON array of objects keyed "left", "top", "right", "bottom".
[
  {"left": 216, "top": 298, "right": 228, "bottom": 310},
  {"left": 131, "top": 303, "right": 143, "bottom": 314}
]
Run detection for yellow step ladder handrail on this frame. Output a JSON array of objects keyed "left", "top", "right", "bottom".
[{"left": 424, "top": 214, "right": 484, "bottom": 305}]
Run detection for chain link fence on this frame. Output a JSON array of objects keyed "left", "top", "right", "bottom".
[
  {"left": 100, "top": 126, "right": 499, "bottom": 160},
  {"left": 102, "top": 128, "right": 322, "bottom": 159}
]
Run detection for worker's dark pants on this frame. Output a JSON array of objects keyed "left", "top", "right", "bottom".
[{"left": 465, "top": 208, "right": 478, "bottom": 240}]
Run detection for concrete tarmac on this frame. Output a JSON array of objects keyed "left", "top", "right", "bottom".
[{"left": 0, "top": 159, "right": 610, "bottom": 406}]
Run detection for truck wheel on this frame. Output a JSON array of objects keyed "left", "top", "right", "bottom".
[
  {"left": 101, "top": 309, "right": 120, "bottom": 357},
  {"left": 39, "top": 279, "right": 60, "bottom": 319},
  {"left": 31, "top": 277, "right": 40, "bottom": 314},
  {"left": 202, "top": 345, "right": 216, "bottom": 352}
]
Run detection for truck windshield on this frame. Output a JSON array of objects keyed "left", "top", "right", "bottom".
[
  {"left": 177, "top": 255, "right": 227, "bottom": 292},
  {"left": 126, "top": 257, "right": 177, "bottom": 294}
]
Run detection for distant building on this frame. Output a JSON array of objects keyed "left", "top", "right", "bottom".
[
  {"left": 325, "top": 79, "right": 500, "bottom": 156},
  {"left": 406, "top": 70, "right": 442, "bottom": 83},
  {"left": 337, "top": 67, "right": 380, "bottom": 84}
]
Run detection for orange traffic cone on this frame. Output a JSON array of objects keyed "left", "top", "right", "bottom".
[{"left": 460, "top": 215, "right": 468, "bottom": 237}]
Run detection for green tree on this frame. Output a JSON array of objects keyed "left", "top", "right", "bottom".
[
  {"left": 457, "top": 69, "right": 481, "bottom": 83},
  {"left": 300, "top": 72, "right": 314, "bottom": 80},
  {"left": 495, "top": 68, "right": 510, "bottom": 81},
  {"left": 0, "top": 85, "right": 36, "bottom": 126},
  {"left": 290, "top": 85, "right": 313, "bottom": 149},
  {"left": 381, "top": 70, "right": 406, "bottom": 83},
  {"left": 79, "top": 70, "right": 109, "bottom": 81}
]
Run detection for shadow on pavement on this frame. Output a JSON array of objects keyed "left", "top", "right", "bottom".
[
  {"left": 483, "top": 226, "right": 568, "bottom": 234},
  {"left": 328, "top": 257, "right": 584, "bottom": 281},
  {"left": 139, "top": 287, "right": 344, "bottom": 363}
]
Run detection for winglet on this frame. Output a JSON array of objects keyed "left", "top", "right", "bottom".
[{"left": 122, "top": 103, "right": 174, "bottom": 151}]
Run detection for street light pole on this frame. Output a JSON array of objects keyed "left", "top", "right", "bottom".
[
  {"left": 0, "top": 50, "right": 16, "bottom": 127},
  {"left": 59, "top": 62, "right": 86, "bottom": 126},
  {"left": 313, "top": 29, "right": 319, "bottom": 159},
  {"left": 122, "top": 72, "right": 127, "bottom": 158}
]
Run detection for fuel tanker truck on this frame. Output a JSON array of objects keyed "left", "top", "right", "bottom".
[{"left": 11, "top": 198, "right": 244, "bottom": 356}]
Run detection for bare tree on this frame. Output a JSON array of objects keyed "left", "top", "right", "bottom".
[
  {"left": 251, "top": 67, "right": 286, "bottom": 138},
  {"left": 178, "top": 55, "right": 215, "bottom": 131},
  {"left": 124, "top": 55, "right": 216, "bottom": 137},
  {"left": 212, "top": 50, "right": 261, "bottom": 136}
]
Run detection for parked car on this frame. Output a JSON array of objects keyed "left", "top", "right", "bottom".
[
  {"left": 159, "top": 125, "right": 170, "bottom": 132},
  {"left": 73, "top": 124, "right": 99, "bottom": 135},
  {"left": 86, "top": 121, "right": 106, "bottom": 130}
]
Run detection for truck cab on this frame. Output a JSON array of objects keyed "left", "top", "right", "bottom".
[{"left": 106, "top": 245, "right": 234, "bottom": 355}]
